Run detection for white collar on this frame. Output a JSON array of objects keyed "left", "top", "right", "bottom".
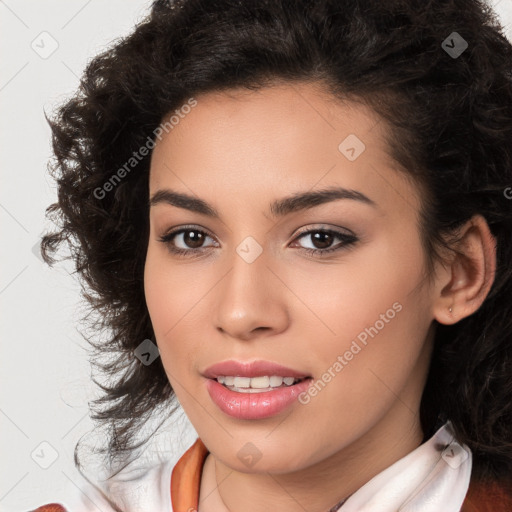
[{"left": 340, "top": 421, "right": 472, "bottom": 511}]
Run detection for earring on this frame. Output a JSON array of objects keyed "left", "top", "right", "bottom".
[{"left": 449, "top": 307, "right": 453, "bottom": 313}]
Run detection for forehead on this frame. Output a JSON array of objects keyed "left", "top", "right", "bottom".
[
  {"left": 151, "top": 82, "right": 384, "bottom": 158},
  {"left": 148, "top": 82, "right": 420, "bottom": 218}
]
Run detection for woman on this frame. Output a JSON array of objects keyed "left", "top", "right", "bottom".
[{"left": 33, "top": 0, "right": 512, "bottom": 510}]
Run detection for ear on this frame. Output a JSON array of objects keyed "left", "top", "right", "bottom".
[{"left": 432, "top": 214, "right": 497, "bottom": 325}]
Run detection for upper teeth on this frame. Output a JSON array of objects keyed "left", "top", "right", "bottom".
[{"left": 216, "top": 376, "right": 300, "bottom": 388}]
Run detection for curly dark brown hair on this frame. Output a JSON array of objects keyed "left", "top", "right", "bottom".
[{"left": 41, "top": 0, "right": 512, "bottom": 485}]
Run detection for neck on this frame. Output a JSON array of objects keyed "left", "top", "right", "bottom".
[{"left": 198, "top": 409, "right": 425, "bottom": 512}]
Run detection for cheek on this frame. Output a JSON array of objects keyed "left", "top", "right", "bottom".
[
  {"left": 289, "top": 227, "right": 427, "bottom": 346},
  {"left": 143, "top": 245, "right": 210, "bottom": 381},
  {"left": 288, "top": 229, "right": 431, "bottom": 399},
  {"left": 144, "top": 248, "right": 185, "bottom": 366},
  {"left": 144, "top": 248, "right": 170, "bottom": 333}
]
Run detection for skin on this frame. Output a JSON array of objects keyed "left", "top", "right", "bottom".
[{"left": 144, "top": 81, "right": 496, "bottom": 512}]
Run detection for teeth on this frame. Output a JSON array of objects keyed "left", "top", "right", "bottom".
[
  {"left": 233, "top": 376, "right": 251, "bottom": 388},
  {"left": 269, "top": 376, "right": 284, "bottom": 387},
  {"left": 215, "top": 375, "right": 304, "bottom": 392},
  {"left": 246, "top": 376, "right": 270, "bottom": 388}
]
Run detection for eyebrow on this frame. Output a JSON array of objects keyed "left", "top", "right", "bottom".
[{"left": 149, "top": 186, "right": 377, "bottom": 218}]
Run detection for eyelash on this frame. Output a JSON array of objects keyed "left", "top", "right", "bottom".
[{"left": 157, "top": 225, "right": 358, "bottom": 258}]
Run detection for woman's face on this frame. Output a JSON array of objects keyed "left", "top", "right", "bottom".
[{"left": 145, "top": 82, "right": 438, "bottom": 473}]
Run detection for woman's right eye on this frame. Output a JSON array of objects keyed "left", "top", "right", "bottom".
[{"left": 158, "top": 227, "right": 218, "bottom": 257}]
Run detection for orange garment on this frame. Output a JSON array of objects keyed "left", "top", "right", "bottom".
[
  {"left": 462, "top": 475, "right": 512, "bottom": 512},
  {"left": 170, "top": 437, "right": 209, "bottom": 512},
  {"left": 31, "top": 437, "right": 512, "bottom": 512}
]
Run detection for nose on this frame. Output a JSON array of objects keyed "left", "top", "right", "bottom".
[{"left": 212, "top": 242, "right": 290, "bottom": 342}]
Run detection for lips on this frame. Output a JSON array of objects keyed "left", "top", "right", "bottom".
[
  {"left": 205, "top": 376, "right": 313, "bottom": 419},
  {"left": 202, "top": 360, "right": 313, "bottom": 419},
  {"left": 202, "top": 359, "right": 311, "bottom": 379}
]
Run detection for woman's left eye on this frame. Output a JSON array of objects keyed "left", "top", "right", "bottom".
[
  {"left": 292, "top": 228, "right": 358, "bottom": 256},
  {"left": 158, "top": 226, "right": 358, "bottom": 258}
]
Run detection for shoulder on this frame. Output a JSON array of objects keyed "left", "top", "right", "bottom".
[
  {"left": 461, "top": 476, "right": 512, "bottom": 511},
  {"left": 26, "top": 467, "right": 131, "bottom": 512},
  {"left": 27, "top": 482, "right": 117, "bottom": 512},
  {"left": 30, "top": 458, "right": 177, "bottom": 512},
  {"left": 28, "top": 435, "right": 199, "bottom": 512}
]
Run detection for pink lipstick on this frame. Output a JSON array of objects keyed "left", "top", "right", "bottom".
[{"left": 203, "top": 360, "right": 312, "bottom": 420}]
